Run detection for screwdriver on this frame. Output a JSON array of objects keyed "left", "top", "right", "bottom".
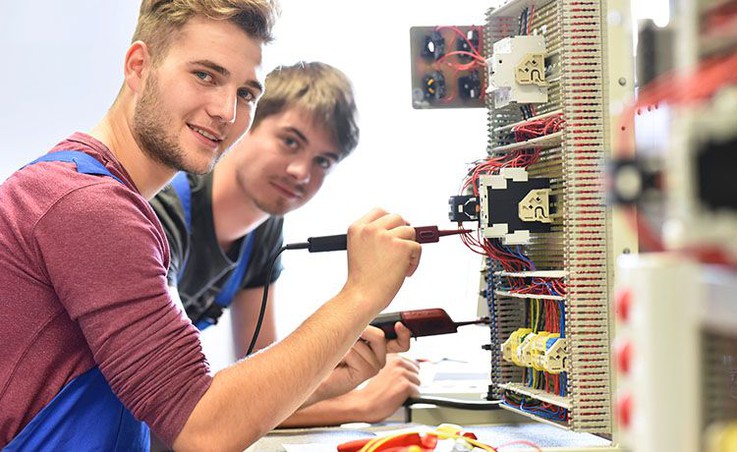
[
  {"left": 370, "top": 308, "right": 491, "bottom": 340},
  {"left": 300, "top": 226, "right": 472, "bottom": 253}
]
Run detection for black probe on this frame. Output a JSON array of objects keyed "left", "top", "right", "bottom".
[
  {"left": 246, "top": 226, "right": 472, "bottom": 355},
  {"left": 298, "top": 225, "right": 471, "bottom": 253}
]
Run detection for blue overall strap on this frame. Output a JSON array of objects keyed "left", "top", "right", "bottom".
[
  {"left": 170, "top": 172, "right": 192, "bottom": 234},
  {"left": 170, "top": 172, "right": 193, "bottom": 278},
  {"left": 5, "top": 368, "right": 149, "bottom": 451},
  {"left": 24, "top": 150, "right": 124, "bottom": 185},
  {"left": 195, "top": 232, "right": 257, "bottom": 330}
]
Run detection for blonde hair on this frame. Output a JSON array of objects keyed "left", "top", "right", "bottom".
[
  {"left": 133, "top": 0, "right": 280, "bottom": 63},
  {"left": 253, "top": 62, "right": 360, "bottom": 157}
]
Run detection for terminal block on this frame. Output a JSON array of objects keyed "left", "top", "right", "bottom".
[
  {"left": 531, "top": 332, "right": 557, "bottom": 371},
  {"left": 519, "top": 189, "right": 552, "bottom": 223},
  {"left": 479, "top": 167, "right": 553, "bottom": 245},
  {"left": 543, "top": 337, "right": 568, "bottom": 374},
  {"left": 515, "top": 53, "right": 547, "bottom": 86},
  {"left": 502, "top": 328, "right": 532, "bottom": 366},
  {"left": 502, "top": 329, "right": 568, "bottom": 374},
  {"left": 518, "top": 332, "right": 536, "bottom": 367},
  {"left": 448, "top": 195, "right": 479, "bottom": 223},
  {"left": 487, "top": 35, "right": 548, "bottom": 108}
]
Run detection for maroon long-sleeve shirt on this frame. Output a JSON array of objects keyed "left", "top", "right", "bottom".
[{"left": 0, "top": 133, "right": 212, "bottom": 447}]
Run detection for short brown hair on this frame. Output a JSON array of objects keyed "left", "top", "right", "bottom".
[
  {"left": 252, "top": 62, "right": 360, "bottom": 158},
  {"left": 133, "top": 0, "right": 280, "bottom": 64}
]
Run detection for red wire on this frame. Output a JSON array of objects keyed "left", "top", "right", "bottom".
[{"left": 528, "top": 5, "right": 536, "bottom": 34}]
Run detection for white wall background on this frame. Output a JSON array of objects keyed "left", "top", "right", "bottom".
[
  {"left": 0, "top": 1, "right": 497, "bottom": 372},
  {"left": 252, "top": 0, "right": 496, "bottom": 372}
]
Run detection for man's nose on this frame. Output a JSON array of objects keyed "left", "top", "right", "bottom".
[
  {"left": 208, "top": 88, "right": 237, "bottom": 124},
  {"left": 286, "top": 157, "right": 311, "bottom": 184}
]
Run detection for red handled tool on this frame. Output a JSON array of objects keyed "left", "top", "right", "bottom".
[
  {"left": 371, "top": 308, "right": 490, "bottom": 340},
  {"left": 413, "top": 226, "right": 472, "bottom": 244}
]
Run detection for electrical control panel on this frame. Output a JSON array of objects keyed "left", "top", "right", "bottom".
[
  {"left": 412, "top": 0, "right": 737, "bottom": 448},
  {"left": 437, "top": 0, "right": 635, "bottom": 437}
]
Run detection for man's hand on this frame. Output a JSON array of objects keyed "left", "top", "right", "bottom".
[
  {"left": 308, "top": 323, "right": 411, "bottom": 404},
  {"left": 386, "top": 321, "right": 412, "bottom": 353},
  {"left": 351, "top": 354, "right": 421, "bottom": 423},
  {"left": 344, "top": 209, "right": 422, "bottom": 313},
  {"left": 278, "top": 353, "right": 422, "bottom": 428}
]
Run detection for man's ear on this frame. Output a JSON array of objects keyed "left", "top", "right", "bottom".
[{"left": 123, "top": 41, "right": 151, "bottom": 94}]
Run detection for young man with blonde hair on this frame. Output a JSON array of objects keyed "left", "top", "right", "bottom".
[
  {"left": 0, "top": 1, "right": 421, "bottom": 450},
  {"left": 152, "top": 61, "right": 421, "bottom": 428}
]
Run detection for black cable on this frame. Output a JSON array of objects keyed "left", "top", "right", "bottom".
[
  {"left": 246, "top": 242, "right": 308, "bottom": 356},
  {"left": 245, "top": 236, "right": 347, "bottom": 356},
  {"left": 405, "top": 396, "right": 501, "bottom": 411}
]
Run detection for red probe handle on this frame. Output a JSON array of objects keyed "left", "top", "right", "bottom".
[{"left": 370, "top": 308, "right": 458, "bottom": 339}]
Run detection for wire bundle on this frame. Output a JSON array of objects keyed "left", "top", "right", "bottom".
[
  {"left": 502, "top": 276, "right": 566, "bottom": 298},
  {"left": 512, "top": 114, "right": 564, "bottom": 142},
  {"left": 502, "top": 391, "right": 567, "bottom": 421}
]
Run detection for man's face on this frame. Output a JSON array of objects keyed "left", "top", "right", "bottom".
[
  {"left": 133, "top": 16, "right": 265, "bottom": 174},
  {"left": 233, "top": 108, "right": 342, "bottom": 216}
]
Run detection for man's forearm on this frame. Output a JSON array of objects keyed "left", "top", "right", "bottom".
[
  {"left": 173, "top": 210, "right": 421, "bottom": 450},
  {"left": 279, "top": 390, "right": 366, "bottom": 428},
  {"left": 280, "top": 353, "right": 420, "bottom": 428},
  {"left": 173, "top": 288, "right": 375, "bottom": 450}
]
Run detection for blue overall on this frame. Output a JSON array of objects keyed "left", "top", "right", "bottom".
[
  {"left": 5, "top": 151, "right": 149, "bottom": 451},
  {"left": 170, "top": 172, "right": 256, "bottom": 330}
]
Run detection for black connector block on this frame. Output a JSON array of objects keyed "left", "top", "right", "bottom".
[{"left": 448, "top": 195, "right": 479, "bottom": 222}]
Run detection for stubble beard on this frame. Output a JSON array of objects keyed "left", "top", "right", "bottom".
[
  {"left": 133, "top": 73, "right": 213, "bottom": 175},
  {"left": 237, "top": 171, "right": 294, "bottom": 217}
]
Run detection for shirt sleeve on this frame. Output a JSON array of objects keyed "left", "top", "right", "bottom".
[{"left": 33, "top": 182, "right": 210, "bottom": 447}]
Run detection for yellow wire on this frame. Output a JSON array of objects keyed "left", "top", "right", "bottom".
[
  {"left": 465, "top": 437, "right": 498, "bottom": 451},
  {"left": 359, "top": 428, "right": 499, "bottom": 452},
  {"left": 360, "top": 431, "right": 421, "bottom": 452}
]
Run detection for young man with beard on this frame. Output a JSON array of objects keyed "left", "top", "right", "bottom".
[
  {"left": 151, "top": 61, "right": 422, "bottom": 428},
  {"left": 0, "top": 1, "right": 421, "bottom": 450}
]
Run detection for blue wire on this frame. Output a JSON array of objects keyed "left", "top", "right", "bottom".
[
  {"left": 560, "top": 372, "right": 568, "bottom": 396},
  {"left": 512, "top": 245, "right": 536, "bottom": 270},
  {"left": 559, "top": 300, "right": 566, "bottom": 338}
]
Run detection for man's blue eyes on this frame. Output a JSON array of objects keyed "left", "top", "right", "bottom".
[
  {"left": 194, "top": 71, "right": 254, "bottom": 102},
  {"left": 194, "top": 71, "right": 211, "bottom": 81}
]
